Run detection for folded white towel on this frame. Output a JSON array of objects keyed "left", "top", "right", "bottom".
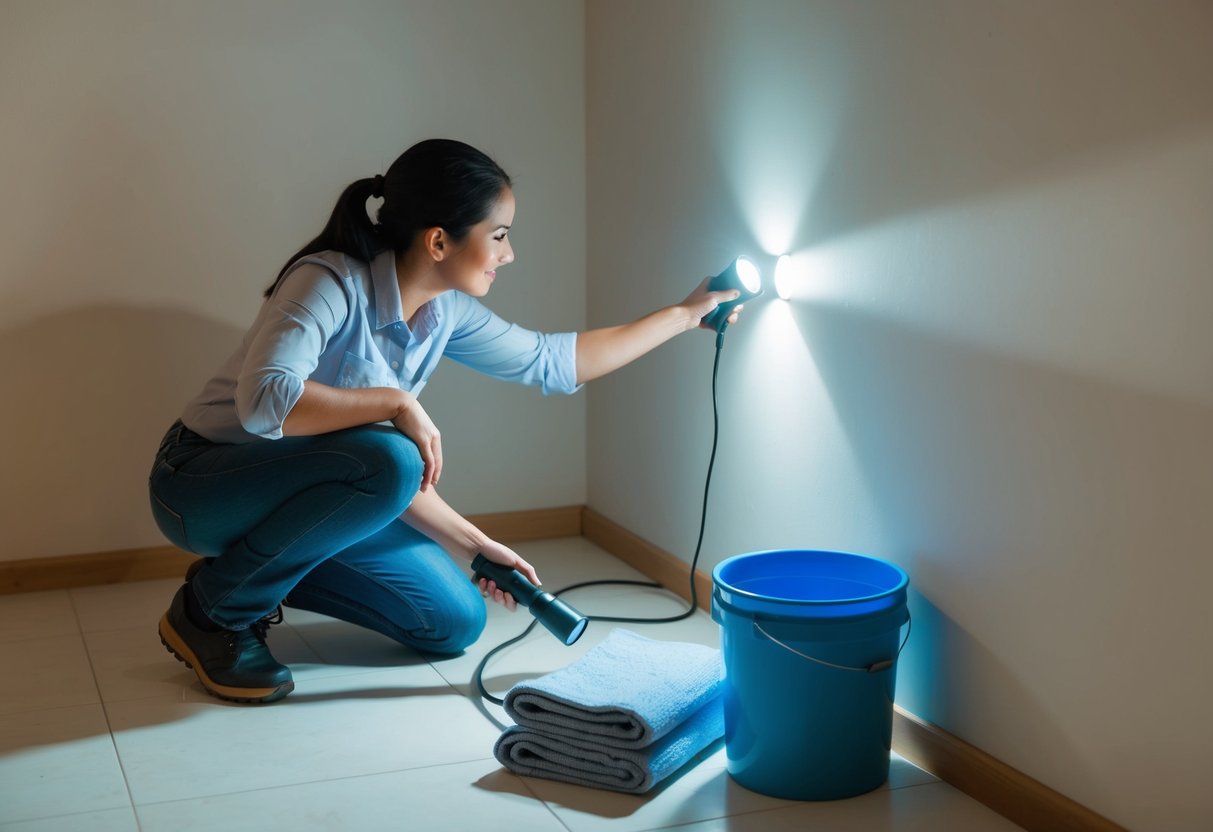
[
  {"left": 502, "top": 628, "right": 724, "bottom": 750},
  {"left": 494, "top": 693, "right": 724, "bottom": 794}
]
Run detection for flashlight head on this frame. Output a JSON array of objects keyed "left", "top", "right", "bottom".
[
  {"left": 530, "top": 594, "right": 589, "bottom": 645},
  {"left": 702, "top": 256, "right": 763, "bottom": 332}
]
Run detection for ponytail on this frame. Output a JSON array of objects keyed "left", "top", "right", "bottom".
[{"left": 265, "top": 176, "right": 384, "bottom": 297}]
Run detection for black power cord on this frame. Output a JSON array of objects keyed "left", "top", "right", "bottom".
[{"left": 474, "top": 331, "right": 728, "bottom": 705}]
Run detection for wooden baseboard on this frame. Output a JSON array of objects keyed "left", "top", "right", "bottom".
[
  {"left": 467, "top": 504, "right": 584, "bottom": 543},
  {"left": 581, "top": 506, "right": 1126, "bottom": 832},
  {"left": 892, "top": 707, "right": 1126, "bottom": 832},
  {"left": 0, "top": 546, "right": 197, "bottom": 594},
  {"left": 0, "top": 505, "right": 585, "bottom": 595},
  {"left": 581, "top": 507, "right": 713, "bottom": 611}
]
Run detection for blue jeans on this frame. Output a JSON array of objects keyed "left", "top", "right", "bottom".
[{"left": 148, "top": 421, "right": 486, "bottom": 654}]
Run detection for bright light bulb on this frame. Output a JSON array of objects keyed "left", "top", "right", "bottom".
[
  {"left": 774, "top": 254, "right": 793, "bottom": 300},
  {"left": 735, "top": 257, "right": 761, "bottom": 294}
]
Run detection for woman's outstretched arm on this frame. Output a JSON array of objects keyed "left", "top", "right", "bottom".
[{"left": 574, "top": 278, "right": 742, "bottom": 384}]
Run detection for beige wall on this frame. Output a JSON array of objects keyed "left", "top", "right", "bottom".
[
  {"left": 586, "top": 2, "right": 1212, "bottom": 829},
  {"left": 5, "top": 1, "right": 1212, "bottom": 826},
  {"left": 0, "top": 0, "right": 587, "bottom": 561}
]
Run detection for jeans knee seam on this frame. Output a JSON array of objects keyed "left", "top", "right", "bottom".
[
  {"left": 202, "top": 488, "right": 362, "bottom": 621},
  {"left": 300, "top": 558, "right": 482, "bottom": 650},
  {"left": 293, "top": 584, "right": 430, "bottom": 645},
  {"left": 316, "top": 558, "right": 434, "bottom": 635}
]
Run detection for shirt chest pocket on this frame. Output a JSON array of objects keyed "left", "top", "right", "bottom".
[{"left": 335, "top": 351, "right": 398, "bottom": 390}]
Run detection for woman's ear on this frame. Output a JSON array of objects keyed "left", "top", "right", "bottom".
[{"left": 422, "top": 227, "right": 447, "bottom": 261}]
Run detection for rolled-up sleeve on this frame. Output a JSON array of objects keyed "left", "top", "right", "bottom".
[
  {"left": 235, "top": 267, "right": 347, "bottom": 438},
  {"left": 443, "top": 297, "right": 581, "bottom": 395}
]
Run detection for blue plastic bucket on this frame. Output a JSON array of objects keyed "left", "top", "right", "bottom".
[{"left": 711, "top": 549, "right": 910, "bottom": 800}]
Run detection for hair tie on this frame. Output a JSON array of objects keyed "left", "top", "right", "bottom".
[{"left": 371, "top": 174, "right": 386, "bottom": 198}]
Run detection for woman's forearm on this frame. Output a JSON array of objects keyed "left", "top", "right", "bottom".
[
  {"left": 399, "top": 487, "right": 487, "bottom": 564},
  {"left": 575, "top": 306, "right": 693, "bottom": 384},
  {"left": 575, "top": 279, "right": 744, "bottom": 384},
  {"left": 281, "top": 380, "right": 409, "bottom": 436}
]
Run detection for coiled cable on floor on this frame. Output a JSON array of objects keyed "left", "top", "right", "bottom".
[{"left": 474, "top": 332, "right": 727, "bottom": 706}]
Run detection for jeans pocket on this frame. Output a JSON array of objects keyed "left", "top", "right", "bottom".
[{"left": 149, "top": 490, "right": 191, "bottom": 553}]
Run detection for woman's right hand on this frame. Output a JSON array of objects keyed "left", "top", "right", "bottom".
[
  {"left": 476, "top": 537, "right": 542, "bottom": 612},
  {"left": 679, "top": 276, "right": 743, "bottom": 331},
  {"left": 392, "top": 394, "right": 442, "bottom": 491}
]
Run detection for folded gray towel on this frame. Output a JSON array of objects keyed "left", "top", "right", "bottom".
[
  {"left": 494, "top": 693, "right": 724, "bottom": 794},
  {"left": 502, "top": 628, "right": 723, "bottom": 749}
]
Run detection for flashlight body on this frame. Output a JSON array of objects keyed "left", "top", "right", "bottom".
[
  {"left": 702, "top": 257, "right": 762, "bottom": 332},
  {"left": 471, "top": 554, "right": 588, "bottom": 645}
]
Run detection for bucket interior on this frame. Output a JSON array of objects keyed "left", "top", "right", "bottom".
[
  {"left": 732, "top": 573, "right": 888, "bottom": 602},
  {"left": 713, "top": 550, "right": 908, "bottom": 618}
]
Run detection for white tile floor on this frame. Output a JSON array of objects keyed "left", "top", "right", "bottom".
[{"left": 0, "top": 537, "right": 1024, "bottom": 831}]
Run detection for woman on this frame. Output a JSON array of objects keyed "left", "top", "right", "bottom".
[{"left": 149, "top": 138, "right": 743, "bottom": 703}]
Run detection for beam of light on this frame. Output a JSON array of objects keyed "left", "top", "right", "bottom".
[
  {"left": 730, "top": 300, "right": 858, "bottom": 490},
  {"left": 708, "top": 18, "right": 844, "bottom": 261}
]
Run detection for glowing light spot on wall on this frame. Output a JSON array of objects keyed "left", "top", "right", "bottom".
[
  {"left": 769, "top": 251, "right": 823, "bottom": 303},
  {"left": 774, "top": 254, "right": 794, "bottom": 300},
  {"left": 776, "top": 249, "right": 840, "bottom": 303}
]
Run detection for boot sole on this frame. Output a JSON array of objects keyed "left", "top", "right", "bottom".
[{"left": 158, "top": 613, "right": 294, "bottom": 704}]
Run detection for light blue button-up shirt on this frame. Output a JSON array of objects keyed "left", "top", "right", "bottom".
[{"left": 182, "top": 249, "right": 580, "bottom": 443}]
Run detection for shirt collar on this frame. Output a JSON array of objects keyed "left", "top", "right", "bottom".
[
  {"left": 412, "top": 300, "right": 441, "bottom": 341},
  {"left": 369, "top": 248, "right": 443, "bottom": 340},
  {"left": 370, "top": 249, "right": 404, "bottom": 330}
]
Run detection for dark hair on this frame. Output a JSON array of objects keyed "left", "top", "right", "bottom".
[{"left": 266, "top": 138, "right": 512, "bottom": 296}]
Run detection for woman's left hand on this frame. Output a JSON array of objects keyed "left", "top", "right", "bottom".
[{"left": 475, "top": 538, "right": 541, "bottom": 612}]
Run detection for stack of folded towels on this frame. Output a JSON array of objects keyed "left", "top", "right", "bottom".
[{"left": 493, "top": 628, "right": 725, "bottom": 794}]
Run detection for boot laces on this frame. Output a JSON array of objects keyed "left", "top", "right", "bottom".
[
  {"left": 250, "top": 605, "right": 285, "bottom": 643},
  {"left": 219, "top": 605, "right": 284, "bottom": 650}
]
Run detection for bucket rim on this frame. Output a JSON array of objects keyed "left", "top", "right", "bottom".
[{"left": 712, "top": 548, "right": 909, "bottom": 607}]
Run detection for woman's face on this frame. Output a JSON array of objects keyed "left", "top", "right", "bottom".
[{"left": 439, "top": 189, "right": 516, "bottom": 297}]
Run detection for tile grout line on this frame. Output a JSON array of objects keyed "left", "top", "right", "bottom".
[
  {"left": 65, "top": 587, "right": 145, "bottom": 832},
  {"left": 126, "top": 754, "right": 504, "bottom": 809}
]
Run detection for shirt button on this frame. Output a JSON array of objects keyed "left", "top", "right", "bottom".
[{"left": 391, "top": 361, "right": 400, "bottom": 370}]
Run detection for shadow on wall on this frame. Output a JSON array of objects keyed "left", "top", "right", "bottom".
[
  {"left": 806, "top": 2, "right": 1213, "bottom": 249},
  {"left": 791, "top": 299, "right": 1213, "bottom": 814},
  {"left": 702, "top": 1, "right": 1213, "bottom": 252},
  {"left": 0, "top": 305, "right": 242, "bottom": 560}
]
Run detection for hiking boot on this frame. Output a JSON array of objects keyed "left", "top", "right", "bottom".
[
  {"left": 158, "top": 584, "right": 294, "bottom": 704},
  {"left": 184, "top": 557, "right": 211, "bottom": 583}
]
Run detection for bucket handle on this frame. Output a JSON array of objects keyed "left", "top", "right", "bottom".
[{"left": 752, "top": 612, "right": 912, "bottom": 674}]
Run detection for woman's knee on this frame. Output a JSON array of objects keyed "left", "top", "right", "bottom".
[
  {"left": 421, "top": 582, "right": 487, "bottom": 655},
  {"left": 334, "top": 426, "right": 425, "bottom": 511}
]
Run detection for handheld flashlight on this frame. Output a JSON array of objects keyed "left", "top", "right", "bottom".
[
  {"left": 471, "top": 554, "right": 589, "bottom": 646},
  {"left": 701, "top": 256, "right": 763, "bottom": 333}
]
